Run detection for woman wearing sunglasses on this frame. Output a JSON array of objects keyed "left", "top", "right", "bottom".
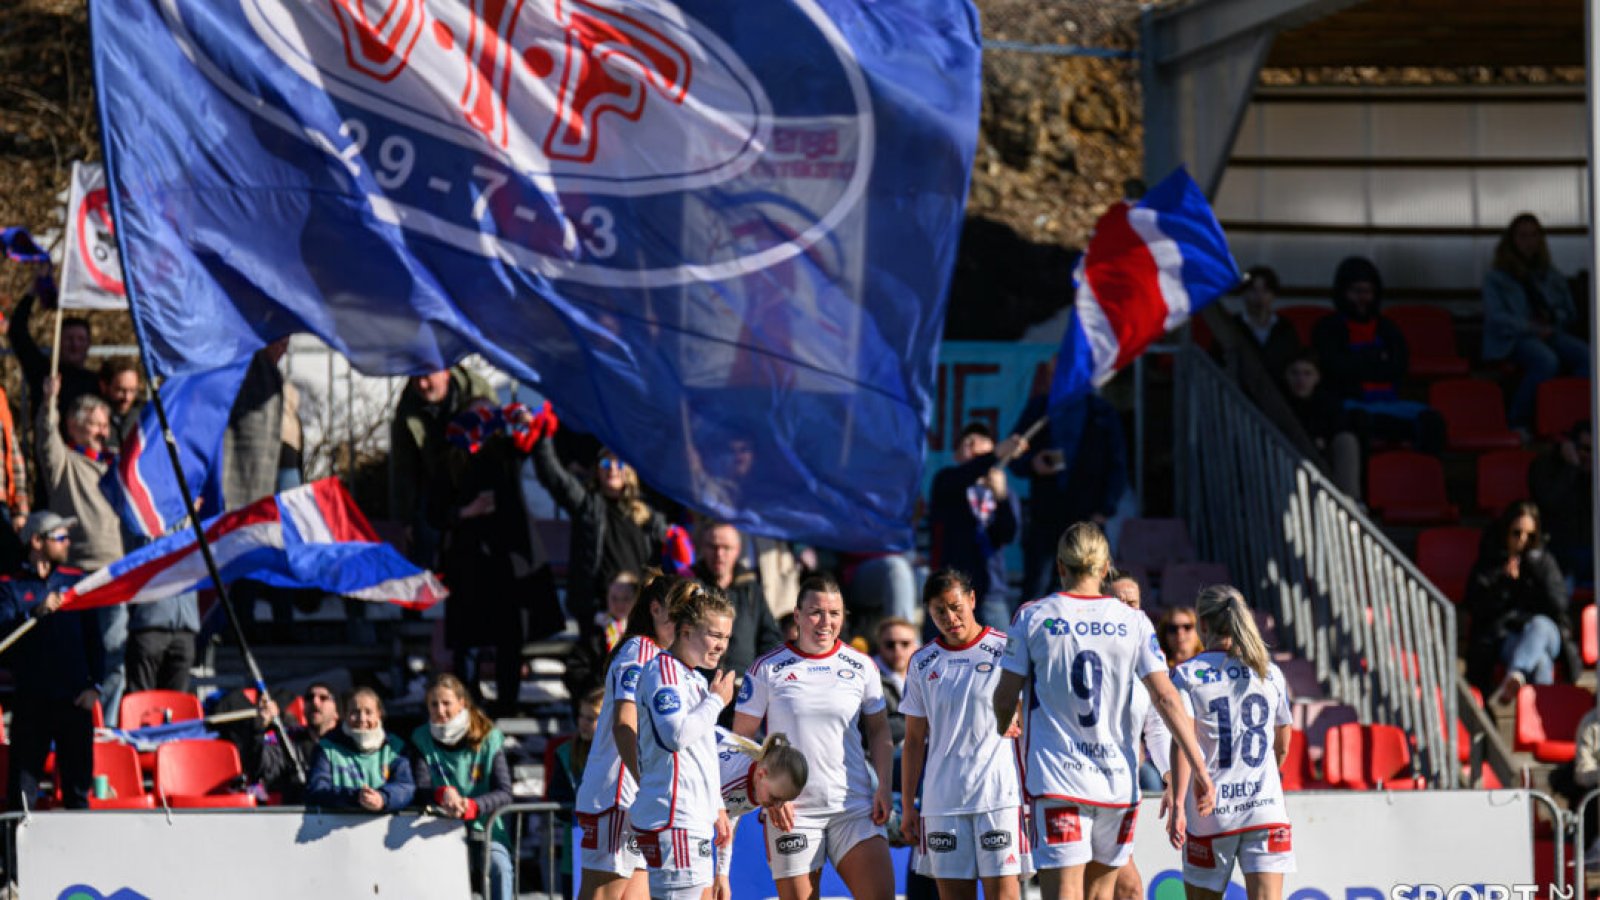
[
  {"left": 1158, "top": 607, "right": 1203, "bottom": 668},
  {"left": 531, "top": 413, "right": 669, "bottom": 628}
]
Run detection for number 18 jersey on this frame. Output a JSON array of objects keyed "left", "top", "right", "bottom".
[
  {"left": 1171, "top": 651, "right": 1291, "bottom": 837},
  {"left": 1001, "top": 593, "right": 1166, "bottom": 808}
]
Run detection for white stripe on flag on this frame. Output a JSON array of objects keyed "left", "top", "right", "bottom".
[
  {"left": 1072, "top": 257, "right": 1122, "bottom": 389},
  {"left": 1127, "top": 206, "right": 1192, "bottom": 332},
  {"left": 278, "top": 484, "right": 334, "bottom": 545}
]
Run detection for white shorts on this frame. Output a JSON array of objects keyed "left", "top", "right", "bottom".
[
  {"left": 764, "top": 807, "right": 886, "bottom": 878},
  {"left": 577, "top": 808, "right": 644, "bottom": 877},
  {"left": 1183, "top": 826, "right": 1296, "bottom": 891},
  {"left": 1029, "top": 799, "right": 1138, "bottom": 869},
  {"left": 635, "top": 827, "right": 715, "bottom": 899},
  {"left": 920, "top": 808, "right": 1028, "bottom": 880}
]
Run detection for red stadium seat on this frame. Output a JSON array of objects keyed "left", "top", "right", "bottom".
[
  {"left": 1279, "top": 728, "right": 1311, "bottom": 791},
  {"left": 1513, "top": 683, "right": 1594, "bottom": 764},
  {"left": 154, "top": 739, "right": 256, "bottom": 808},
  {"left": 1535, "top": 377, "right": 1590, "bottom": 440},
  {"left": 1115, "top": 519, "right": 1197, "bottom": 571},
  {"left": 1475, "top": 449, "right": 1535, "bottom": 515},
  {"left": 1367, "top": 452, "right": 1457, "bottom": 525},
  {"left": 1387, "top": 306, "right": 1468, "bottom": 377},
  {"left": 88, "top": 742, "right": 155, "bottom": 810},
  {"left": 1414, "top": 527, "right": 1479, "bottom": 604},
  {"left": 1321, "top": 722, "right": 1363, "bottom": 789},
  {"left": 1278, "top": 306, "right": 1329, "bottom": 347},
  {"left": 1428, "top": 379, "right": 1520, "bottom": 451},
  {"left": 1584, "top": 604, "right": 1597, "bottom": 668},
  {"left": 1323, "top": 723, "right": 1424, "bottom": 790},
  {"left": 120, "top": 690, "right": 203, "bottom": 730}
]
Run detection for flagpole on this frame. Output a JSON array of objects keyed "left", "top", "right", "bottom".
[
  {"left": 131, "top": 359, "right": 305, "bottom": 785},
  {"left": 49, "top": 308, "right": 62, "bottom": 380},
  {"left": 88, "top": 21, "right": 302, "bottom": 783}
]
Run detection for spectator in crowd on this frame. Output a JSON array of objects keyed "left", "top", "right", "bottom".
[
  {"left": 242, "top": 682, "right": 341, "bottom": 803},
  {"left": 692, "top": 521, "right": 782, "bottom": 677},
  {"left": 874, "top": 617, "right": 917, "bottom": 749},
  {"left": 839, "top": 550, "right": 918, "bottom": 638},
  {"left": 1157, "top": 606, "right": 1203, "bottom": 668},
  {"left": 547, "top": 686, "right": 604, "bottom": 900},
  {"left": 0, "top": 512, "right": 102, "bottom": 810},
  {"left": 1482, "top": 213, "right": 1589, "bottom": 431},
  {"left": 778, "top": 612, "right": 798, "bottom": 644},
  {"left": 530, "top": 413, "right": 666, "bottom": 627},
  {"left": 1104, "top": 569, "right": 1170, "bottom": 900},
  {"left": 562, "top": 570, "right": 641, "bottom": 712},
  {"left": 929, "top": 422, "right": 1027, "bottom": 628},
  {"left": 37, "top": 375, "right": 127, "bottom": 723},
  {"left": 1465, "top": 501, "right": 1579, "bottom": 703},
  {"left": 1311, "top": 256, "right": 1444, "bottom": 453},
  {"left": 225, "top": 339, "right": 292, "bottom": 509},
  {"left": 1549, "top": 706, "right": 1600, "bottom": 866},
  {"left": 125, "top": 590, "right": 198, "bottom": 693},
  {"left": 98, "top": 356, "right": 142, "bottom": 441},
  {"left": 8, "top": 276, "right": 98, "bottom": 418},
  {"left": 431, "top": 399, "right": 538, "bottom": 715},
  {"left": 1530, "top": 420, "right": 1593, "bottom": 585},
  {"left": 1010, "top": 389, "right": 1127, "bottom": 602},
  {"left": 1234, "top": 265, "right": 1303, "bottom": 393},
  {"left": 277, "top": 365, "right": 305, "bottom": 491},
  {"left": 412, "top": 674, "right": 515, "bottom": 900},
  {"left": 390, "top": 366, "right": 496, "bottom": 568},
  {"left": 1282, "top": 351, "right": 1363, "bottom": 498},
  {"left": 306, "top": 687, "right": 415, "bottom": 811}
]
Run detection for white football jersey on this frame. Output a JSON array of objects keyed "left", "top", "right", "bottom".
[
  {"left": 715, "top": 728, "right": 761, "bottom": 820},
  {"left": 737, "top": 640, "right": 886, "bottom": 818},
  {"left": 1172, "top": 651, "right": 1293, "bottom": 837},
  {"left": 1130, "top": 668, "right": 1172, "bottom": 779},
  {"left": 899, "top": 627, "right": 1021, "bottom": 816},
  {"left": 631, "top": 652, "right": 727, "bottom": 832},
  {"left": 1001, "top": 593, "right": 1167, "bottom": 807},
  {"left": 575, "top": 636, "right": 660, "bottom": 815}
]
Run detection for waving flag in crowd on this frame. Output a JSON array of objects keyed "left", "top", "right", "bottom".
[
  {"left": 91, "top": 0, "right": 983, "bottom": 551},
  {"left": 62, "top": 479, "right": 445, "bottom": 612},
  {"left": 102, "top": 361, "right": 249, "bottom": 540},
  {"left": 1048, "top": 168, "right": 1240, "bottom": 459}
]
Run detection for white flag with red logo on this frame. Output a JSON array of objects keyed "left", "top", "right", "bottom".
[{"left": 59, "top": 162, "right": 128, "bottom": 311}]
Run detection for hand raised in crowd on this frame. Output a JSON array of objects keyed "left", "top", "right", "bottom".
[
  {"left": 981, "top": 466, "right": 1009, "bottom": 501},
  {"left": 40, "top": 592, "right": 65, "bottom": 616},
  {"left": 1504, "top": 555, "right": 1521, "bottom": 580},
  {"left": 73, "top": 688, "right": 98, "bottom": 713},
  {"left": 43, "top": 374, "right": 60, "bottom": 402},
  {"left": 994, "top": 434, "right": 1029, "bottom": 462},
  {"left": 459, "top": 490, "right": 496, "bottom": 520},
  {"left": 357, "top": 786, "right": 385, "bottom": 812},
  {"left": 1030, "top": 447, "right": 1066, "bottom": 476},
  {"left": 256, "top": 696, "right": 279, "bottom": 731},
  {"left": 708, "top": 670, "right": 735, "bottom": 707}
]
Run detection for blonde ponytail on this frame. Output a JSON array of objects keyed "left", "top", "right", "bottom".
[{"left": 1194, "top": 584, "right": 1270, "bottom": 678}]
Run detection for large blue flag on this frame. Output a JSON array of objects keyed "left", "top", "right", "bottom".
[{"left": 92, "top": 0, "right": 982, "bottom": 551}]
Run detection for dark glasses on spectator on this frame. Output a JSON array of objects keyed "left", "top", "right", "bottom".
[
  {"left": 304, "top": 690, "right": 333, "bottom": 703},
  {"left": 883, "top": 639, "right": 914, "bottom": 648},
  {"left": 46, "top": 532, "right": 70, "bottom": 543},
  {"left": 1164, "top": 622, "right": 1194, "bottom": 632},
  {"left": 599, "top": 459, "right": 624, "bottom": 472}
]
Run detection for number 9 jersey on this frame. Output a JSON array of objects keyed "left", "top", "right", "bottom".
[
  {"left": 1170, "top": 651, "right": 1292, "bottom": 837},
  {"left": 1001, "top": 593, "right": 1167, "bottom": 807}
]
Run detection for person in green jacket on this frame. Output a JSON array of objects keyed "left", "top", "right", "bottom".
[
  {"left": 413, "top": 674, "right": 516, "bottom": 900},
  {"left": 306, "top": 687, "right": 415, "bottom": 811}
]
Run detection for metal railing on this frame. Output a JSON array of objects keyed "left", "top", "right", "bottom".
[
  {"left": 480, "top": 801, "right": 563, "bottom": 900},
  {"left": 1174, "top": 345, "right": 1459, "bottom": 786}
]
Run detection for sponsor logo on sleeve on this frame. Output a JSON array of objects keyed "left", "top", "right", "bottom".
[
  {"left": 926, "top": 832, "right": 958, "bottom": 853},
  {"left": 653, "top": 689, "right": 682, "bottom": 715},
  {"left": 737, "top": 677, "right": 754, "bottom": 703},
  {"left": 620, "top": 664, "right": 642, "bottom": 692},
  {"left": 775, "top": 834, "right": 809, "bottom": 855}
]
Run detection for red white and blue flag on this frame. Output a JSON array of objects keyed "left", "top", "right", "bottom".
[
  {"left": 102, "top": 362, "right": 249, "bottom": 540},
  {"left": 1050, "top": 168, "right": 1240, "bottom": 406},
  {"left": 63, "top": 478, "right": 445, "bottom": 612}
]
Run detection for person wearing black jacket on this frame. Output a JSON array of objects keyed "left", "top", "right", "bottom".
[
  {"left": 1465, "top": 501, "right": 1580, "bottom": 703},
  {"left": 1529, "top": 420, "right": 1593, "bottom": 585},
  {"left": 1008, "top": 394, "right": 1124, "bottom": 603},
  {"left": 1235, "top": 265, "right": 1303, "bottom": 394},
  {"left": 531, "top": 414, "right": 666, "bottom": 626},
  {"left": 232, "top": 682, "right": 341, "bottom": 803},
  {"left": 929, "top": 423, "right": 1025, "bottom": 629},
  {"left": 1282, "top": 351, "right": 1362, "bottom": 498},
  {"left": 0, "top": 511, "right": 104, "bottom": 809},
  {"left": 692, "top": 521, "right": 782, "bottom": 678},
  {"left": 7, "top": 286, "right": 99, "bottom": 420},
  {"left": 1310, "top": 256, "right": 1445, "bottom": 453}
]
